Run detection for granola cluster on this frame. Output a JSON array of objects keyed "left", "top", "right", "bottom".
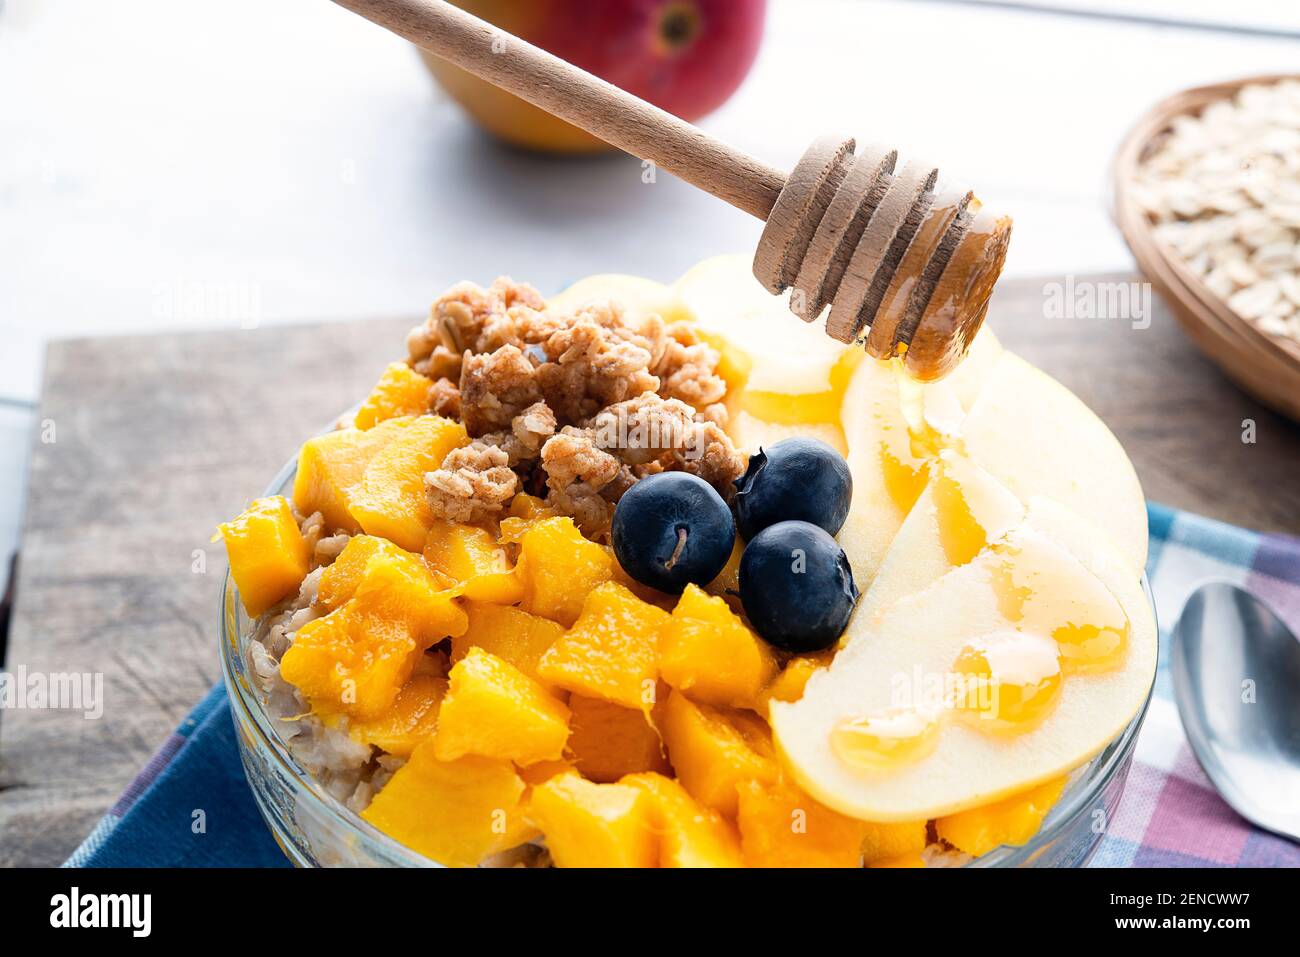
[{"left": 408, "top": 277, "right": 744, "bottom": 536}]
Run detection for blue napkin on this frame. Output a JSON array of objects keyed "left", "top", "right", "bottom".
[
  {"left": 66, "top": 503, "right": 1300, "bottom": 867},
  {"left": 65, "top": 684, "right": 289, "bottom": 868}
]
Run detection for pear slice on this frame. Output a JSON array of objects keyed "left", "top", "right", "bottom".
[
  {"left": 856, "top": 449, "right": 1025, "bottom": 627},
  {"left": 672, "top": 254, "right": 848, "bottom": 396},
  {"left": 835, "top": 332, "right": 1003, "bottom": 583},
  {"left": 961, "top": 351, "right": 1148, "bottom": 574},
  {"left": 548, "top": 273, "right": 692, "bottom": 325},
  {"left": 771, "top": 497, "right": 1156, "bottom": 822}
]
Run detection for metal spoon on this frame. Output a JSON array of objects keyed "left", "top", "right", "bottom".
[{"left": 1173, "top": 582, "right": 1300, "bottom": 843}]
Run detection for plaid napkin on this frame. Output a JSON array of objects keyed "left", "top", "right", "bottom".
[{"left": 66, "top": 503, "right": 1300, "bottom": 868}]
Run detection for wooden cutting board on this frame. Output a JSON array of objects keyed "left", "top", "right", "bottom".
[{"left": 2, "top": 273, "right": 1298, "bottom": 866}]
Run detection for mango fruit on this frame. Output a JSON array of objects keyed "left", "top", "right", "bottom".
[
  {"left": 514, "top": 516, "right": 613, "bottom": 627},
  {"left": 860, "top": 819, "right": 929, "bottom": 865},
  {"left": 354, "top": 362, "right": 433, "bottom": 430},
  {"left": 758, "top": 651, "right": 834, "bottom": 711},
  {"left": 293, "top": 416, "right": 412, "bottom": 533},
  {"left": 424, "top": 520, "right": 524, "bottom": 605},
  {"left": 659, "top": 584, "right": 777, "bottom": 709},
  {"left": 566, "top": 694, "right": 670, "bottom": 783},
  {"left": 348, "top": 673, "right": 447, "bottom": 757},
  {"left": 317, "top": 534, "right": 409, "bottom": 610},
  {"left": 526, "top": 772, "right": 657, "bottom": 868},
  {"left": 280, "top": 603, "right": 421, "bottom": 720},
  {"left": 622, "top": 772, "right": 743, "bottom": 868},
  {"left": 537, "top": 582, "right": 668, "bottom": 712},
  {"left": 935, "top": 776, "right": 1067, "bottom": 857},
  {"left": 450, "top": 601, "right": 565, "bottom": 692},
  {"left": 434, "top": 648, "right": 571, "bottom": 766},
  {"left": 658, "top": 690, "right": 779, "bottom": 817},
  {"left": 218, "top": 495, "right": 310, "bottom": 617},
  {"left": 350, "top": 415, "right": 468, "bottom": 552},
  {"left": 361, "top": 741, "right": 529, "bottom": 867},
  {"left": 736, "top": 778, "right": 870, "bottom": 868},
  {"left": 282, "top": 545, "right": 466, "bottom": 718}
]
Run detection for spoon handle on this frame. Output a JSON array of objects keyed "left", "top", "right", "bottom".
[{"left": 330, "top": 0, "right": 787, "bottom": 220}]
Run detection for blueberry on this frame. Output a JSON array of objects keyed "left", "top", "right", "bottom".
[
  {"left": 611, "top": 472, "right": 736, "bottom": 594},
  {"left": 733, "top": 437, "right": 852, "bottom": 540},
  {"left": 739, "top": 520, "right": 859, "bottom": 652}
]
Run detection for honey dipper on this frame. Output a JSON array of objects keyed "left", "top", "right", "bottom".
[{"left": 332, "top": 0, "right": 1013, "bottom": 380}]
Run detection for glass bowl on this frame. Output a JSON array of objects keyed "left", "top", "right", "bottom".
[{"left": 220, "top": 452, "right": 1157, "bottom": 868}]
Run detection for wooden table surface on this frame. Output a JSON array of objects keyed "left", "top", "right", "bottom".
[{"left": 2, "top": 273, "right": 1298, "bottom": 866}]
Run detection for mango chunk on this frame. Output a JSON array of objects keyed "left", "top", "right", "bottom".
[
  {"left": 219, "top": 495, "right": 310, "bottom": 617},
  {"left": 349, "top": 415, "right": 469, "bottom": 552},
  {"left": 736, "top": 779, "right": 870, "bottom": 868},
  {"left": 658, "top": 690, "right": 779, "bottom": 817},
  {"left": 354, "top": 362, "right": 433, "bottom": 430},
  {"left": 935, "top": 776, "right": 1068, "bottom": 857},
  {"left": 347, "top": 543, "right": 469, "bottom": 643},
  {"left": 758, "top": 651, "right": 835, "bottom": 711},
  {"left": 348, "top": 674, "right": 448, "bottom": 757},
  {"left": 537, "top": 582, "right": 668, "bottom": 712},
  {"left": 870, "top": 853, "right": 926, "bottom": 868},
  {"left": 527, "top": 772, "right": 657, "bottom": 868},
  {"left": 659, "top": 585, "right": 777, "bottom": 709},
  {"left": 361, "top": 742, "right": 528, "bottom": 867},
  {"left": 514, "top": 516, "right": 614, "bottom": 627},
  {"left": 280, "top": 601, "right": 420, "bottom": 720},
  {"left": 622, "top": 772, "right": 743, "bottom": 868},
  {"left": 317, "top": 534, "right": 409, "bottom": 610},
  {"left": 434, "top": 648, "right": 571, "bottom": 766},
  {"left": 293, "top": 417, "right": 412, "bottom": 533},
  {"left": 860, "top": 819, "right": 928, "bottom": 864},
  {"left": 703, "top": 536, "right": 744, "bottom": 613},
  {"left": 424, "top": 520, "right": 524, "bottom": 605},
  {"left": 567, "top": 695, "right": 671, "bottom": 783},
  {"left": 450, "top": 601, "right": 565, "bottom": 691}
]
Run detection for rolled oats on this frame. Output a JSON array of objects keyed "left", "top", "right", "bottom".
[{"left": 1135, "top": 79, "right": 1300, "bottom": 346}]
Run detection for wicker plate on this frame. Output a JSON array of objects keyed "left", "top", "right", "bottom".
[{"left": 1113, "top": 74, "right": 1300, "bottom": 422}]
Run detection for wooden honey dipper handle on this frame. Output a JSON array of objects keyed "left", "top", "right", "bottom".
[
  {"left": 331, "top": 0, "right": 1012, "bottom": 380},
  {"left": 331, "top": 0, "right": 786, "bottom": 219}
]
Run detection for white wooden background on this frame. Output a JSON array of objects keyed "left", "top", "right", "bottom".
[{"left": 1, "top": 0, "right": 1299, "bottom": 573}]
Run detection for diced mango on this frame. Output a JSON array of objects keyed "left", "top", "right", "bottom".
[
  {"left": 514, "top": 516, "right": 613, "bottom": 627},
  {"left": 361, "top": 741, "right": 528, "bottom": 867},
  {"left": 567, "top": 695, "right": 670, "bottom": 783},
  {"left": 935, "top": 776, "right": 1068, "bottom": 857},
  {"left": 348, "top": 674, "right": 447, "bottom": 757},
  {"left": 347, "top": 544, "right": 469, "bottom": 644},
  {"left": 870, "top": 853, "right": 926, "bottom": 868},
  {"left": 657, "top": 690, "right": 779, "bottom": 817},
  {"left": 758, "top": 651, "right": 835, "bottom": 711},
  {"left": 424, "top": 520, "right": 524, "bottom": 605},
  {"left": 317, "top": 534, "right": 408, "bottom": 610},
  {"left": 434, "top": 648, "right": 571, "bottom": 766},
  {"left": 518, "top": 759, "right": 576, "bottom": 786},
  {"left": 292, "top": 417, "right": 412, "bottom": 533},
  {"left": 349, "top": 415, "right": 468, "bottom": 552},
  {"left": 703, "top": 536, "right": 744, "bottom": 614},
  {"left": 736, "top": 779, "right": 870, "bottom": 868},
  {"left": 537, "top": 582, "right": 668, "bottom": 712},
  {"left": 280, "top": 601, "right": 420, "bottom": 720},
  {"left": 526, "top": 772, "right": 657, "bottom": 868},
  {"left": 354, "top": 362, "right": 433, "bottom": 430},
  {"left": 860, "top": 819, "right": 929, "bottom": 864},
  {"left": 218, "top": 496, "right": 310, "bottom": 617},
  {"left": 450, "top": 601, "right": 565, "bottom": 691},
  {"left": 622, "top": 772, "right": 743, "bottom": 868},
  {"left": 659, "top": 585, "right": 778, "bottom": 709},
  {"left": 508, "top": 493, "right": 553, "bottom": 521}
]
